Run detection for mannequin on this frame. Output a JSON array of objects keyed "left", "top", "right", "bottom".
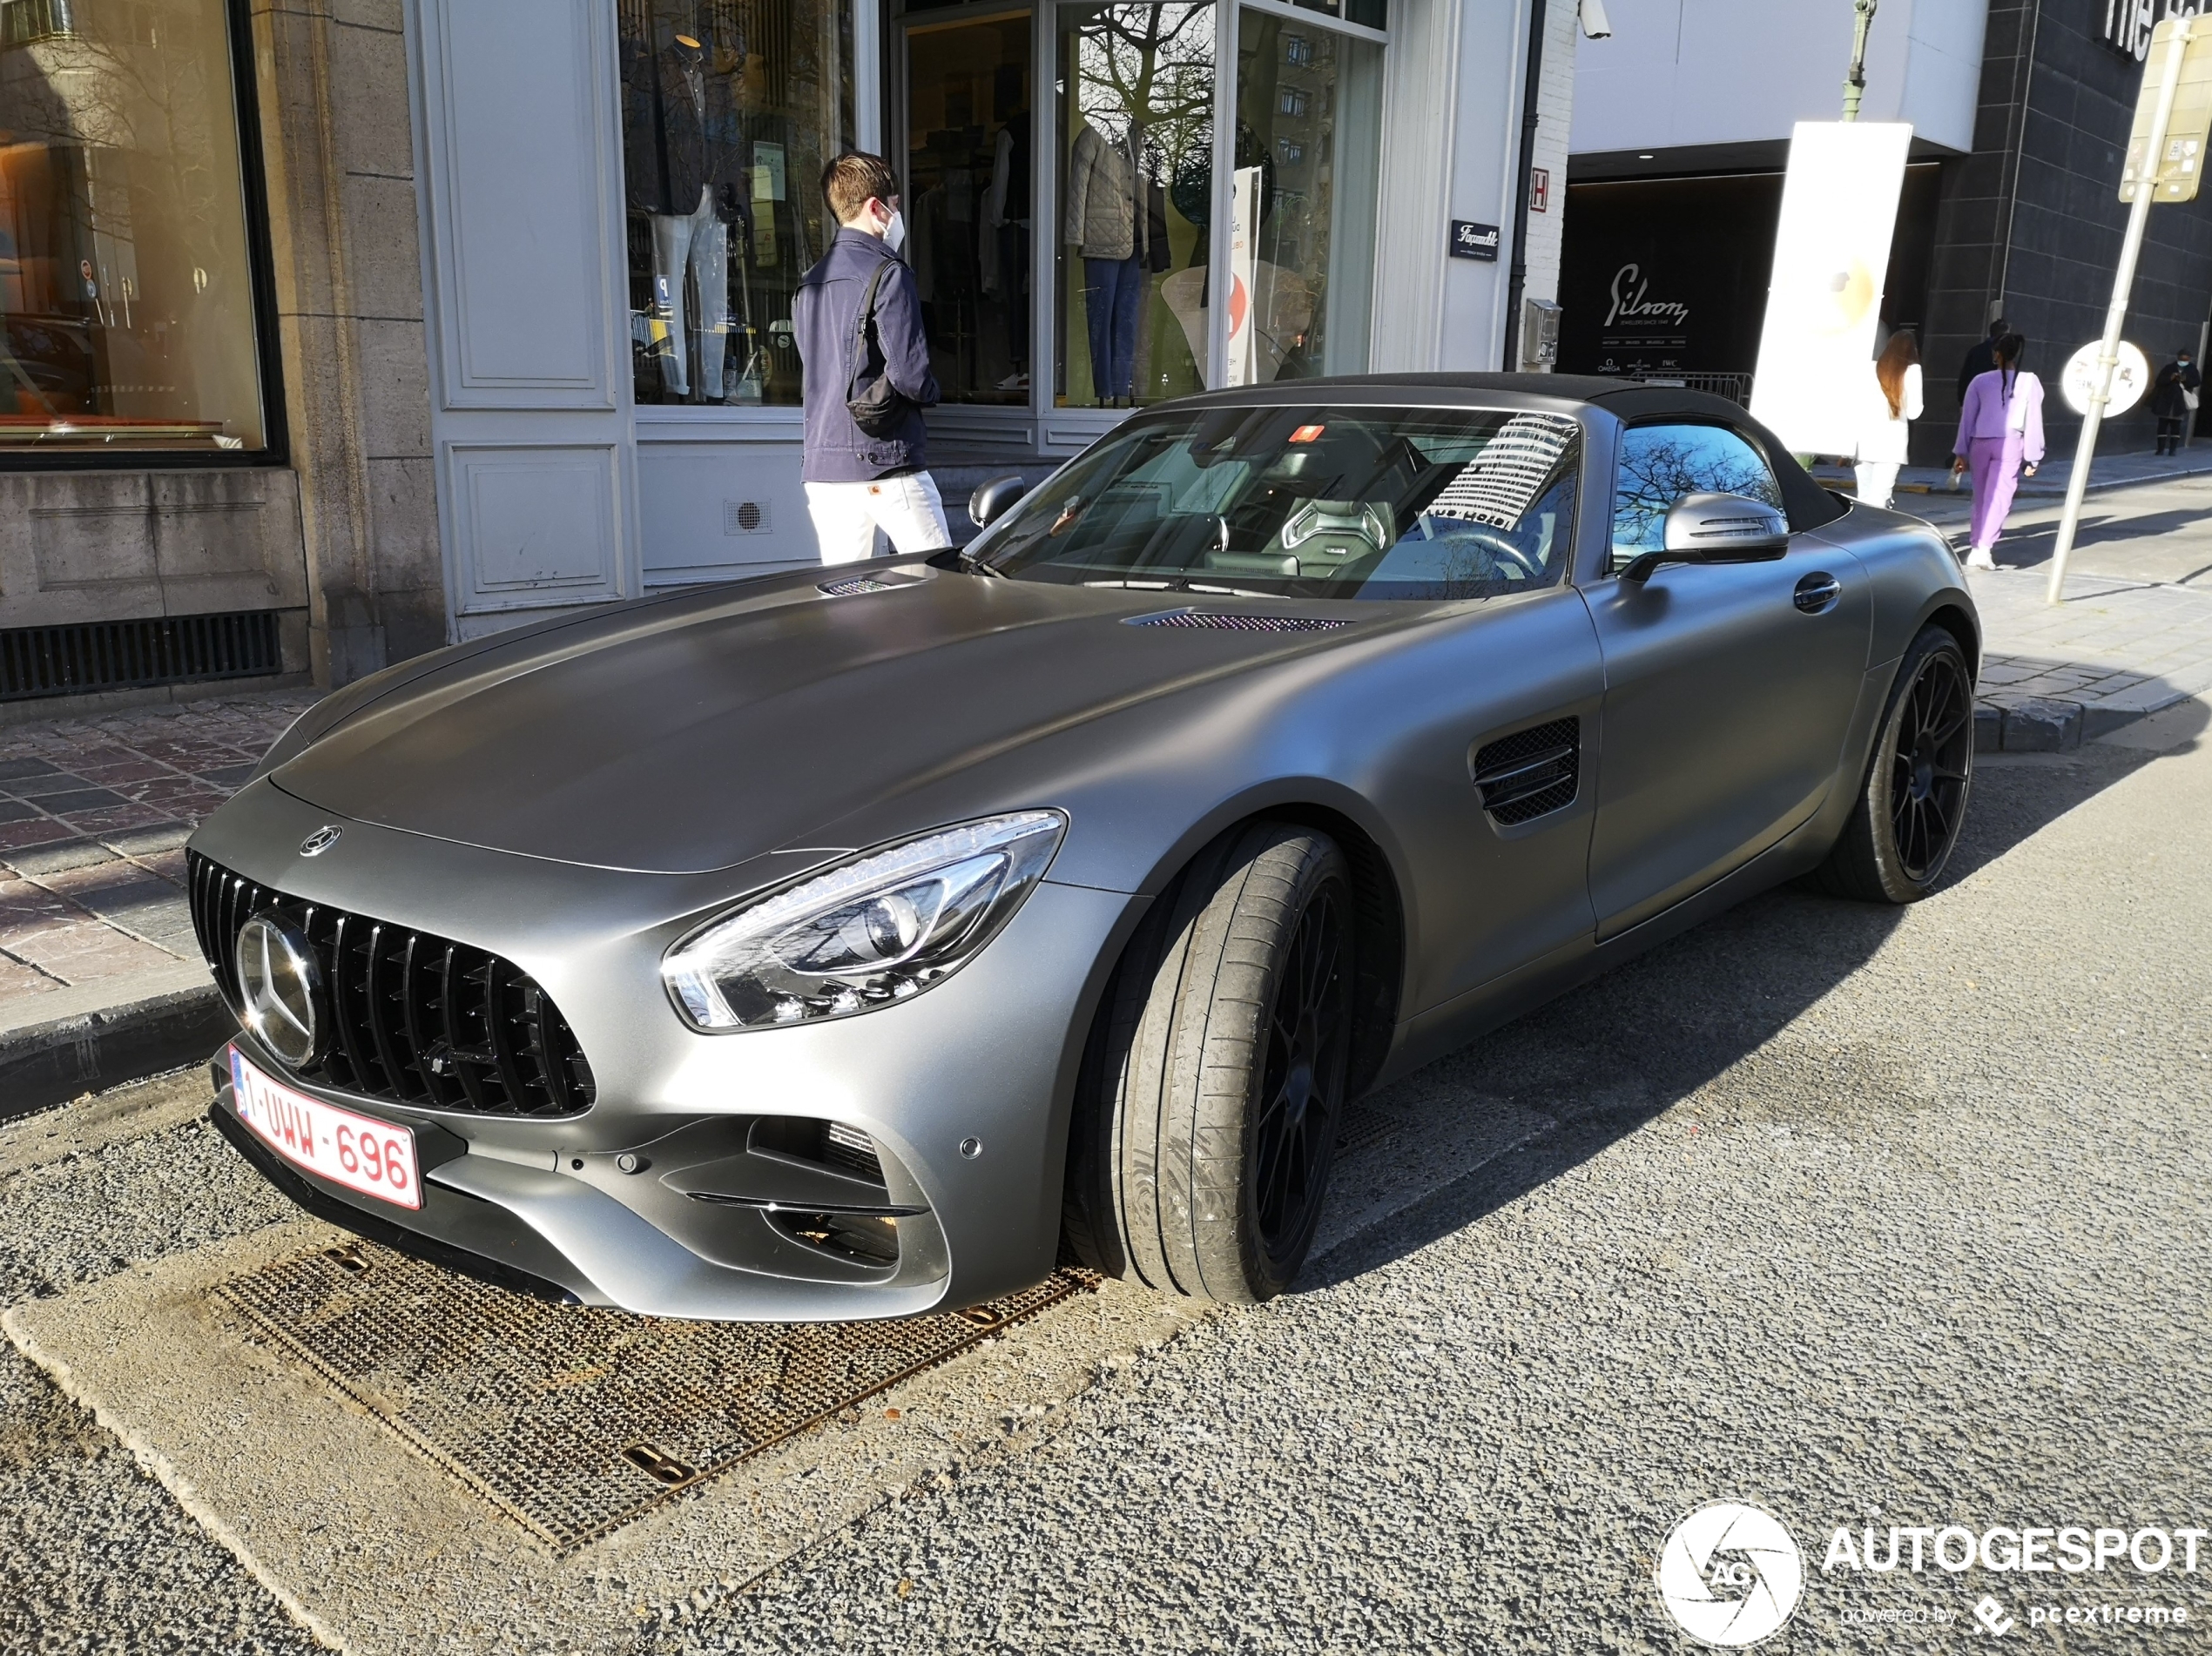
[
  {"left": 620, "top": 17, "right": 749, "bottom": 400},
  {"left": 1065, "top": 118, "right": 1148, "bottom": 404},
  {"left": 981, "top": 67, "right": 1030, "bottom": 392}
]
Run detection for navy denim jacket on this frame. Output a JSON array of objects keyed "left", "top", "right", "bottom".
[{"left": 794, "top": 228, "right": 940, "bottom": 482}]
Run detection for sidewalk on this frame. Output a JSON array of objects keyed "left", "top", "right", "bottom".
[
  {"left": 1810, "top": 440, "right": 2212, "bottom": 518},
  {"left": 0, "top": 695, "right": 314, "bottom": 1110}
]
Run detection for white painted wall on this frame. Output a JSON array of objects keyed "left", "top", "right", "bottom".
[
  {"left": 1569, "top": 0, "right": 1987, "bottom": 157},
  {"left": 1522, "top": 0, "right": 1581, "bottom": 307},
  {"left": 1439, "top": 0, "right": 1533, "bottom": 368}
]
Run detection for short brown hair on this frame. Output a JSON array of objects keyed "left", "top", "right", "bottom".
[{"left": 822, "top": 151, "right": 898, "bottom": 224}]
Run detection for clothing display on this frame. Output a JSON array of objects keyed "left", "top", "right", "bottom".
[
  {"left": 981, "top": 121, "right": 1031, "bottom": 377},
  {"left": 1085, "top": 252, "right": 1143, "bottom": 401},
  {"left": 650, "top": 185, "right": 730, "bottom": 398},
  {"left": 806, "top": 473, "right": 950, "bottom": 562}
]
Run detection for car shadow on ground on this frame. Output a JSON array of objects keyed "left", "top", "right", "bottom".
[{"left": 1298, "top": 706, "right": 2208, "bottom": 1296}]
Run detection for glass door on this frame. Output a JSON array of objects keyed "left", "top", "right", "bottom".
[{"left": 899, "top": 8, "right": 1035, "bottom": 403}]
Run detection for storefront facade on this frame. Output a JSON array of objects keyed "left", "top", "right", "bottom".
[
  {"left": 1555, "top": 0, "right": 2212, "bottom": 465},
  {"left": 0, "top": 0, "right": 1569, "bottom": 704}
]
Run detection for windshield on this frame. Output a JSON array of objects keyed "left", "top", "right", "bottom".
[{"left": 969, "top": 406, "right": 1581, "bottom": 602}]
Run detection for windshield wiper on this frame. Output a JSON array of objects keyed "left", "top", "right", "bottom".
[{"left": 1079, "top": 577, "right": 1278, "bottom": 600}]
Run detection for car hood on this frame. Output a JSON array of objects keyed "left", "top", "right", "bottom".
[{"left": 271, "top": 571, "right": 1374, "bottom": 873}]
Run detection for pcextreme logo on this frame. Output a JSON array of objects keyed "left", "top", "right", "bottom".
[{"left": 1656, "top": 1502, "right": 1806, "bottom": 1646}]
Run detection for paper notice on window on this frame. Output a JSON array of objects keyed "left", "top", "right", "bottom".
[{"left": 1748, "top": 122, "right": 1912, "bottom": 458}]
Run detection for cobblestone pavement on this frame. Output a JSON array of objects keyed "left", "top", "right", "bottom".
[{"left": 0, "top": 697, "right": 313, "bottom": 1017}]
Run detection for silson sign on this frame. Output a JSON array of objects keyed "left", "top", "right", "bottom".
[{"left": 2102, "top": 0, "right": 2212, "bottom": 60}]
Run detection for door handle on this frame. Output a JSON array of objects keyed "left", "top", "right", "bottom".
[{"left": 1793, "top": 572, "right": 1841, "bottom": 615}]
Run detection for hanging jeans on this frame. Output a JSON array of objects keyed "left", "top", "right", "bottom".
[
  {"left": 1084, "top": 253, "right": 1143, "bottom": 402},
  {"left": 650, "top": 186, "right": 730, "bottom": 400}
]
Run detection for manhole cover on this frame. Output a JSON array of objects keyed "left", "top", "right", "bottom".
[{"left": 215, "top": 1242, "right": 1096, "bottom": 1552}]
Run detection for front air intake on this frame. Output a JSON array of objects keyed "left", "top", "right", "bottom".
[
  {"left": 187, "top": 851, "right": 596, "bottom": 1117},
  {"left": 1126, "top": 610, "right": 1352, "bottom": 633}
]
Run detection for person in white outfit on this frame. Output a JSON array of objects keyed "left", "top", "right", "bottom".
[{"left": 1855, "top": 328, "right": 1922, "bottom": 511}]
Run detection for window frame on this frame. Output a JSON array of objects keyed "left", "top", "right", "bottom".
[{"left": 0, "top": 0, "right": 288, "bottom": 473}]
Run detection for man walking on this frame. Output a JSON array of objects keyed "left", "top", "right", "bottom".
[
  {"left": 1956, "top": 317, "right": 2008, "bottom": 404},
  {"left": 794, "top": 151, "right": 947, "bottom": 563}
]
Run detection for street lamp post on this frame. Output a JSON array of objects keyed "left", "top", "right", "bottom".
[{"left": 1843, "top": 0, "right": 1879, "bottom": 121}]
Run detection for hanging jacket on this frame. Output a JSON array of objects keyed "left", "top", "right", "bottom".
[
  {"left": 794, "top": 229, "right": 941, "bottom": 482},
  {"left": 1065, "top": 123, "right": 1139, "bottom": 259},
  {"left": 620, "top": 43, "right": 748, "bottom": 221}
]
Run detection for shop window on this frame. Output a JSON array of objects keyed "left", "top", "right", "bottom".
[
  {"left": 619, "top": 0, "right": 853, "bottom": 407},
  {"left": 0, "top": 0, "right": 269, "bottom": 454},
  {"left": 900, "top": 11, "right": 1031, "bottom": 404},
  {"left": 1055, "top": 2, "right": 1215, "bottom": 409},
  {"left": 1230, "top": 8, "right": 1380, "bottom": 383}
]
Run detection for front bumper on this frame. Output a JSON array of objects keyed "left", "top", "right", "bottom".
[{"left": 192, "top": 783, "right": 1140, "bottom": 1321}]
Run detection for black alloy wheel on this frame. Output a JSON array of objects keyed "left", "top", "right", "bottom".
[
  {"left": 1251, "top": 879, "right": 1351, "bottom": 1275},
  {"left": 1062, "top": 820, "right": 1359, "bottom": 1303},
  {"left": 1809, "top": 623, "right": 1976, "bottom": 904},
  {"left": 1889, "top": 647, "right": 1973, "bottom": 882}
]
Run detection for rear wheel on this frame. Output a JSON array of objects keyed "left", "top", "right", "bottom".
[
  {"left": 1810, "top": 623, "right": 1975, "bottom": 903},
  {"left": 1063, "top": 822, "right": 1354, "bottom": 1303}
]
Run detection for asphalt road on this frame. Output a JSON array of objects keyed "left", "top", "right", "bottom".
[{"left": 3, "top": 704, "right": 2209, "bottom": 1653}]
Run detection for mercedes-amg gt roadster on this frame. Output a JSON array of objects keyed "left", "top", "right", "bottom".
[{"left": 189, "top": 375, "right": 1979, "bottom": 1319}]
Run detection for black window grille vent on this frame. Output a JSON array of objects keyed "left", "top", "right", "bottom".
[
  {"left": 1473, "top": 717, "right": 1580, "bottom": 825},
  {"left": 1, "top": 610, "right": 285, "bottom": 703}
]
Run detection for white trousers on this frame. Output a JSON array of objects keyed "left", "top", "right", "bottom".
[
  {"left": 806, "top": 473, "right": 951, "bottom": 565},
  {"left": 1854, "top": 461, "right": 1900, "bottom": 510}
]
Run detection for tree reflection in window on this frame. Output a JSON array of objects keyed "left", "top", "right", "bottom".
[{"left": 1610, "top": 423, "right": 1783, "bottom": 569}]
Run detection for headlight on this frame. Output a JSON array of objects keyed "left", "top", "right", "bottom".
[{"left": 662, "top": 811, "right": 1066, "bottom": 1031}]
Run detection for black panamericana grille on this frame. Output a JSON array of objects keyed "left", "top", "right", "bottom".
[
  {"left": 187, "top": 851, "right": 596, "bottom": 1118},
  {"left": 1472, "top": 717, "right": 1581, "bottom": 825},
  {"left": 1128, "top": 611, "right": 1352, "bottom": 633}
]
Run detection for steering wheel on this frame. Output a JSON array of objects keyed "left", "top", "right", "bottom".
[{"left": 1433, "top": 520, "right": 1545, "bottom": 582}]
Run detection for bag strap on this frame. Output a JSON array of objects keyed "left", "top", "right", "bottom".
[{"left": 849, "top": 259, "right": 894, "bottom": 386}]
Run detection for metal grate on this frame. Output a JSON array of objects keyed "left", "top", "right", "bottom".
[
  {"left": 1127, "top": 611, "right": 1352, "bottom": 633},
  {"left": 820, "top": 1121, "right": 886, "bottom": 1184},
  {"left": 215, "top": 1242, "right": 1097, "bottom": 1552},
  {"left": 1472, "top": 717, "right": 1580, "bottom": 825},
  {"left": 1, "top": 610, "right": 284, "bottom": 702},
  {"left": 817, "top": 576, "right": 896, "bottom": 596},
  {"left": 186, "top": 851, "right": 596, "bottom": 1117},
  {"left": 1333, "top": 1101, "right": 1400, "bottom": 1156}
]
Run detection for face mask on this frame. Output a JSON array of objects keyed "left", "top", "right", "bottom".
[{"left": 881, "top": 208, "right": 907, "bottom": 253}]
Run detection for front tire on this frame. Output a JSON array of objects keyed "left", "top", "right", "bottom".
[
  {"left": 1810, "top": 623, "right": 1975, "bottom": 903},
  {"left": 1063, "top": 822, "right": 1354, "bottom": 1303}
]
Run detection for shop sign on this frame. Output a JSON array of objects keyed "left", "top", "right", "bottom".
[
  {"left": 2102, "top": 0, "right": 2212, "bottom": 61},
  {"left": 1450, "top": 220, "right": 1501, "bottom": 260}
]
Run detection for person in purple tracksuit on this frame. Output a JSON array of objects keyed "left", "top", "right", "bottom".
[{"left": 1950, "top": 333, "right": 2044, "bottom": 571}]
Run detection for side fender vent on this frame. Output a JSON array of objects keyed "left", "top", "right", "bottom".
[
  {"left": 1473, "top": 717, "right": 1580, "bottom": 825},
  {"left": 1126, "top": 610, "right": 1352, "bottom": 633}
]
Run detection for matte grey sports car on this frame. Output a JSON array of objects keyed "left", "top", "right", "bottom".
[{"left": 188, "top": 374, "right": 1978, "bottom": 1319}]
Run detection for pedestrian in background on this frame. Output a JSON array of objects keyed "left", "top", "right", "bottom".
[
  {"left": 1855, "top": 328, "right": 1922, "bottom": 510},
  {"left": 1956, "top": 316, "right": 2008, "bottom": 404},
  {"left": 1952, "top": 332, "right": 2044, "bottom": 572},
  {"left": 2151, "top": 347, "right": 2201, "bottom": 456},
  {"left": 794, "top": 151, "right": 947, "bottom": 565}
]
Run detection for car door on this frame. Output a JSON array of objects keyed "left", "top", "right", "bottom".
[{"left": 1581, "top": 421, "right": 1871, "bottom": 936}]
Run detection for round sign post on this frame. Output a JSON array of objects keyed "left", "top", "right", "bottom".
[{"left": 2063, "top": 340, "right": 2150, "bottom": 417}]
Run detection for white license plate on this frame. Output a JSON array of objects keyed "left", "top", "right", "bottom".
[{"left": 230, "top": 1046, "right": 423, "bottom": 1210}]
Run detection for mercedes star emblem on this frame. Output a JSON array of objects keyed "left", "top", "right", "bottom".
[
  {"left": 235, "top": 913, "right": 323, "bottom": 1068},
  {"left": 299, "top": 825, "right": 342, "bottom": 857}
]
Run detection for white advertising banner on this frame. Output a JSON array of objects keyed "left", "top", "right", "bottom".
[{"left": 1748, "top": 121, "right": 1914, "bottom": 456}]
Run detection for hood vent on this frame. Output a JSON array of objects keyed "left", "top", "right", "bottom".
[
  {"left": 1126, "top": 610, "right": 1352, "bottom": 633},
  {"left": 818, "top": 576, "right": 899, "bottom": 596}
]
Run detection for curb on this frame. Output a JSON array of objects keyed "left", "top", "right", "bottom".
[
  {"left": 1974, "top": 691, "right": 2183, "bottom": 753},
  {"left": 0, "top": 985, "right": 233, "bottom": 1125}
]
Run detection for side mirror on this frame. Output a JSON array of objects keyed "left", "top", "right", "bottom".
[
  {"left": 968, "top": 474, "right": 1030, "bottom": 529},
  {"left": 1620, "top": 492, "right": 1791, "bottom": 582}
]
